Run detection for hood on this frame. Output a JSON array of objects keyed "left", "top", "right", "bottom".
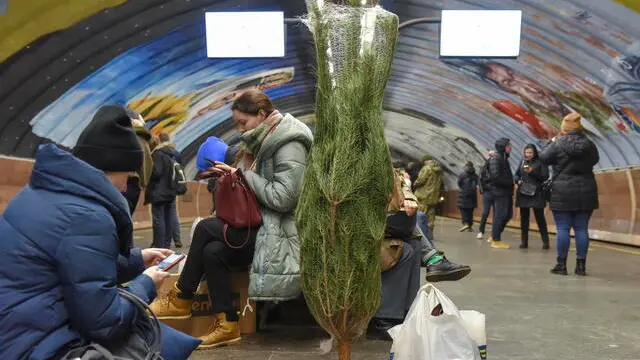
[
  {"left": 29, "top": 144, "right": 133, "bottom": 255},
  {"left": 134, "top": 125, "right": 152, "bottom": 141},
  {"left": 495, "top": 137, "right": 510, "bottom": 153},
  {"left": 154, "top": 142, "right": 180, "bottom": 159},
  {"left": 424, "top": 161, "right": 442, "bottom": 173},
  {"left": 556, "top": 131, "right": 594, "bottom": 157},
  {"left": 256, "top": 113, "right": 313, "bottom": 160}
]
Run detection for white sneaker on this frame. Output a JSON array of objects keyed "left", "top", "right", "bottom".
[{"left": 476, "top": 232, "right": 484, "bottom": 240}]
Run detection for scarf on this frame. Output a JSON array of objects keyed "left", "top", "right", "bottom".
[{"left": 237, "top": 110, "right": 284, "bottom": 168}]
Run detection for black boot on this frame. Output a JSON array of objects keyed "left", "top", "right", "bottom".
[
  {"left": 575, "top": 259, "right": 586, "bottom": 276},
  {"left": 550, "top": 257, "right": 568, "bottom": 275},
  {"left": 426, "top": 258, "right": 471, "bottom": 282},
  {"left": 541, "top": 233, "right": 550, "bottom": 249},
  {"left": 366, "top": 318, "right": 401, "bottom": 341},
  {"left": 519, "top": 230, "right": 528, "bottom": 249}
]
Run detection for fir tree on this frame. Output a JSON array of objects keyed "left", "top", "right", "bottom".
[{"left": 297, "top": 2, "right": 399, "bottom": 359}]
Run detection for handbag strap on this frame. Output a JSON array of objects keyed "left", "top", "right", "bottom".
[{"left": 117, "top": 289, "right": 163, "bottom": 355}]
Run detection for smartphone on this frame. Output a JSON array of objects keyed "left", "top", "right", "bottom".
[
  {"left": 205, "top": 158, "right": 217, "bottom": 166},
  {"left": 157, "top": 253, "right": 186, "bottom": 272},
  {"left": 523, "top": 164, "right": 530, "bottom": 169}
]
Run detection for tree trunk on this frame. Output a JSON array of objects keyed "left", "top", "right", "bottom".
[{"left": 338, "top": 342, "right": 352, "bottom": 360}]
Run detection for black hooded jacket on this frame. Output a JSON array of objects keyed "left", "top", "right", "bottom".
[
  {"left": 487, "top": 137, "right": 514, "bottom": 197},
  {"left": 540, "top": 131, "right": 599, "bottom": 212},
  {"left": 514, "top": 144, "right": 549, "bottom": 209},
  {"left": 457, "top": 165, "right": 478, "bottom": 208},
  {"left": 145, "top": 143, "right": 182, "bottom": 204}
]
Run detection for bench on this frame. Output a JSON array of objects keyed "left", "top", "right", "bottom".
[{"left": 156, "top": 269, "right": 256, "bottom": 336}]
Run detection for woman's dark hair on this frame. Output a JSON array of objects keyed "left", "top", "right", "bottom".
[
  {"left": 231, "top": 89, "right": 276, "bottom": 116},
  {"left": 523, "top": 143, "right": 539, "bottom": 159}
]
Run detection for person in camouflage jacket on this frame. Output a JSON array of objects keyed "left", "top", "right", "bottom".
[{"left": 413, "top": 155, "right": 444, "bottom": 235}]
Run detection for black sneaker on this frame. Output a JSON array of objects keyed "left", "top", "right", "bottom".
[
  {"left": 175, "top": 240, "right": 183, "bottom": 248},
  {"left": 366, "top": 318, "right": 401, "bottom": 341},
  {"left": 426, "top": 259, "right": 471, "bottom": 282}
]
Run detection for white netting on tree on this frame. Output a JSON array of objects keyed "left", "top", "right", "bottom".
[{"left": 304, "top": 2, "right": 398, "bottom": 89}]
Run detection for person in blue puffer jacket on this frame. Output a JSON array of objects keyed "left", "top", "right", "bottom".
[{"left": 0, "top": 105, "right": 198, "bottom": 360}]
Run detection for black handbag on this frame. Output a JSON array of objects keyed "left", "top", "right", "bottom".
[
  {"left": 519, "top": 182, "right": 537, "bottom": 197},
  {"left": 61, "top": 289, "right": 164, "bottom": 360}
]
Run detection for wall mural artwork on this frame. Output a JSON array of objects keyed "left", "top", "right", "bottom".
[
  {"left": 28, "top": 24, "right": 305, "bottom": 158},
  {"left": 1, "top": 0, "right": 640, "bottom": 188}
]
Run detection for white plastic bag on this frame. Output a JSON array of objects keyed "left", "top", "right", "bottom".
[
  {"left": 460, "top": 310, "right": 487, "bottom": 359},
  {"left": 388, "top": 284, "right": 482, "bottom": 360}
]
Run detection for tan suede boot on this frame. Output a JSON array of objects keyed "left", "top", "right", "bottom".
[
  {"left": 150, "top": 283, "right": 192, "bottom": 319},
  {"left": 197, "top": 313, "right": 241, "bottom": 349}
]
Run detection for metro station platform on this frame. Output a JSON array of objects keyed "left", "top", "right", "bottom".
[{"left": 134, "top": 218, "right": 640, "bottom": 360}]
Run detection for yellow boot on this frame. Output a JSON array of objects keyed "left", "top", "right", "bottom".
[
  {"left": 490, "top": 239, "right": 511, "bottom": 249},
  {"left": 197, "top": 313, "right": 241, "bottom": 349},
  {"left": 150, "top": 283, "right": 192, "bottom": 319}
]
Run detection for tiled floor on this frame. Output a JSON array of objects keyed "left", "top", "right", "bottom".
[{"left": 135, "top": 217, "right": 640, "bottom": 360}]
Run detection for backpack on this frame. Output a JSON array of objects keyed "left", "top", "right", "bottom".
[
  {"left": 478, "top": 159, "right": 491, "bottom": 193},
  {"left": 170, "top": 158, "right": 188, "bottom": 195}
]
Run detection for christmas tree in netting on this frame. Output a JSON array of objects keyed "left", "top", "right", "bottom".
[{"left": 297, "top": 1, "right": 399, "bottom": 359}]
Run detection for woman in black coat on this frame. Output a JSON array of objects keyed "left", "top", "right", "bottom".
[
  {"left": 540, "top": 113, "right": 599, "bottom": 276},
  {"left": 457, "top": 161, "right": 478, "bottom": 232},
  {"left": 514, "top": 144, "right": 550, "bottom": 249}
]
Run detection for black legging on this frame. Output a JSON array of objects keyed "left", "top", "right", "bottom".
[
  {"left": 519, "top": 207, "right": 550, "bottom": 245},
  {"left": 177, "top": 218, "right": 257, "bottom": 321}
]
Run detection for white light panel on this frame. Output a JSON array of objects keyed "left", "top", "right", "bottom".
[
  {"left": 440, "top": 10, "right": 523, "bottom": 58},
  {"left": 205, "top": 12, "right": 285, "bottom": 58}
]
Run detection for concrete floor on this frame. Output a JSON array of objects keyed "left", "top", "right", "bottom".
[{"left": 136, "top": 217, "right": 640, "bottom": 360}]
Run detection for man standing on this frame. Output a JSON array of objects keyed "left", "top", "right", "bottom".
[
  {"left": 146, "top": 132, "right": 184, "bottom": 248},
  {"left": 477, "top": 150, "right": 495, "bottom": 239},
  {"left": 413, "top": 155, "right": 443, "bottom": 240},
  {"left": 487, "top": 138, "right": 514, "bottom": 249}
]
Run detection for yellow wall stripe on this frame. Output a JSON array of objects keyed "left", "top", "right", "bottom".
[{"left": 0, "top": 0, "right": 128, "bottom": 62}]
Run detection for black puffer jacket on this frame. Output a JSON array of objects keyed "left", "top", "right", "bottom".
[
  {"left": 514, "top": 145, "right": 549, "bottom": 209},
  {"left": 487, "top": 138, "right": 514, "bottom": 197},
  {"left": 539, "top": 131, "right": 599, "bottom": 211},
  {"left": 457, "top": 165, "right": 478, "bottom": 208}
]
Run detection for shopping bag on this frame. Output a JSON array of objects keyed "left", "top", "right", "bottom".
[
  {"left": 460, "top": 310, "right": 487, "bottom": 359},
  {"left": 388, "top": 284, "right": 482, "bottom": 360}
]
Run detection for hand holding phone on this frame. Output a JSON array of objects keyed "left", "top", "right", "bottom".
[{"left": 156, "top": 253, "right": 186, "bottom": 272}]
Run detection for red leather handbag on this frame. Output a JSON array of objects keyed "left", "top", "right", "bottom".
[{"left": 214, "top": 169, "right": 263, "bottom": 249}]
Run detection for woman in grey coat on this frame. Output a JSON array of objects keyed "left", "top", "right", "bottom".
[{"left": 151, "top": 90, "right": 312, "bottom": 349}]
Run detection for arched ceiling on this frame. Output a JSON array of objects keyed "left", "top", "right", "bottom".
[{"left": 1, "top": 0, "right": 639, "bottom": 186}]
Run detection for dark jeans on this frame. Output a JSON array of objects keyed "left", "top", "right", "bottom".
[
  {"left": 478, "top": 191, "right": 494, "bottom": 234},
  {"left": 177, "top": 218, "right": 256, "bottom": 321},
  {"left": 375, "top": 238, "right": 420, "bottom": 320},
  {"left": 170, "top": 201, "right": 181, "bottom": 244},
  {"left": 459, "top": 207, "right": 474, "bottom": 226},
  {"left": 152, "top": 201, "right": 176, "bottom": 248},
  {"left": 520, "top": 207, "right": 549, "bottom": 244},
  {"left": 552, "top": 210, "right": 592, "bottom": 260},
  {"left": 491, "top": 195, "right": 513, "bottom": 241}
]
